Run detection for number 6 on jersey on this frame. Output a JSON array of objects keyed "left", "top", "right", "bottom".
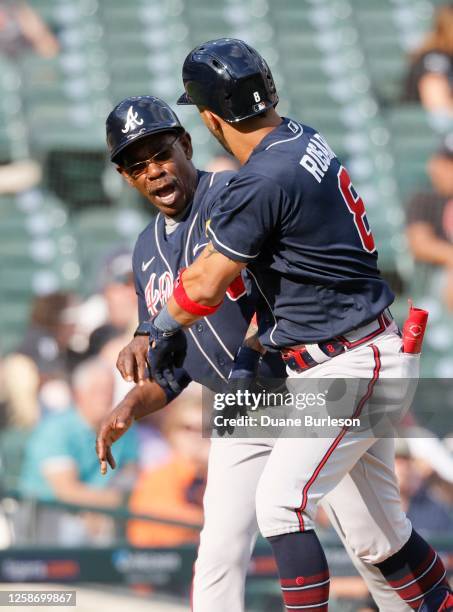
[{"left": 337, "top": 166, "right": 375, "bottom": 253}]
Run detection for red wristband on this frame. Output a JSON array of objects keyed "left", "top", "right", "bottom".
[{"left": 173, "top": 268, "right": 223, "bottom": 316}]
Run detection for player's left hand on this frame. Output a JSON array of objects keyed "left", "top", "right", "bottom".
[
  {"left": 214, "top": 346, "right": 262, "bottom": 437},
  {"left": 147, "top": 322, "right": 188, "bottom": 393},
  {"left": 229, "top": 345, "right": 261, "bottom": 382}
]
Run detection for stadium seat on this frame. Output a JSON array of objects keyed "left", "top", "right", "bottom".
[
  {"left": 72, "top": 207, "right": 151, "bottom": 291},
  {"left": 0, "top": 189, "right": 81, "bottom": 350},
  {"left": 385, "top": 106, "right": 440, "bottom": 200}
]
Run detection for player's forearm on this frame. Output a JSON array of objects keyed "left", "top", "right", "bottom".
[
  {"left": 180, "top": 263, "right": 235, "bottom": 304},
  {"left": 165, "top": 242, "right": 246, "bottom": 327},
  {"left": 121, "top": 380, "right": 168, "bottom": 421},
  {"left": 407, "top": 223, "right": 453, "bottom": 266},
  {"left": 164, "top": 271, "right": 231, "bottom": 326},
  {"left": 164, "top": 295, "right": 203, "bottom": 326}
]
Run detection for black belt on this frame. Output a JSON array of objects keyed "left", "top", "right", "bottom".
[{"left": 281, "top": 310, "right": 393, "bottom": 374}]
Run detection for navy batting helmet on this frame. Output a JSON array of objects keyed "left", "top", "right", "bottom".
[
  {"left": 106, "top": 96, "right": 184, "bottom": 163},
  {"left": 177, "top": 38, "right": 278, "bottom": 123}
]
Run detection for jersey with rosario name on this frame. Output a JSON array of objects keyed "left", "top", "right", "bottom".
[
  {"left": 207, "top": 118, "right": 394, "bottom": 350},
  {"left": 132, "top": 170, "right": 284, "bottom": 387}
]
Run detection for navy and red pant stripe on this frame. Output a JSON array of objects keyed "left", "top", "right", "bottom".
[{"left": 295, "top": 344, "right": 381, "bottom": 531}]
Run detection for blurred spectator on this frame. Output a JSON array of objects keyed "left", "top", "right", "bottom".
[
  {"left": 402, "top": 3, "right": 453, "bottom": 116},
  {"left": 0, "top": 0, "right": 59, "bottom": 58},
  {"left": 394, "top": 439, "right": 453, "bottom": 537},
  {"left": 101, "top": 250, "right": 137, "bottom": 332},
  {"left": 127, "top": 384, "right": 208, "bottom": 547},
  {"left": 406, "top": 133, "right": 453, "bottom": 308},
  {"left": 205, "top": 154, "right": 240, "bottom": 173},
  {"left": 1, "top": 353, "right": 39, "bottom": 428},
  {"left": 71, "top": 250, "right": 138, "bottom": 355},
  {"left": 16, "top": 357, "right": 138, "bottom": 544},
  {"left": 445, "top": 433, "right": 453, "bottom": 453},
  {"left": 405, "top": 427, "right": 453, "bottom": 486},
  {"left": 0, "top": 509, "right": 11, "bottom": 549},
  {"left": 16, "top": 291, "right": 77, "bottom": 379},
  {"left": 86, "top": 324, "right": 135, "bottom": 404},
  {"left": 3, "top": 292, "right": 79, "bottom": 422},
  {"left": 0, "top": 159, "right": 41, "bottom": 194},
  {"left": 85, "top": 324, "right": 124, "bottom": 360},
  {"left": 0, "top": 353, "right": 9, "bottom": 430},
  {"left": 136, "top": 411, "right": 171, "bottom": 472}
]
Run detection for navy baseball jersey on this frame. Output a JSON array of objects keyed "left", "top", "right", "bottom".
[
  {"left": 132, "top": 170, "right": 285, "bottom": 388},
  {"left": 207, "top": 118, "right": 394, "bottom": 349}
]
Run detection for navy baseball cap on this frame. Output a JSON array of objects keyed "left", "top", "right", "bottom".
[{"left": 106, "top": 96, "right": 184, "bottom": 163}]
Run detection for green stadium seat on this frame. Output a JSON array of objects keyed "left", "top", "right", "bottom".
[
  {"left": 385, "top": 106, "right": 441, "bottom": 199},
  {"left": 0, "top": 188, "right": 81, "bottom": 350},
  {"left": 72, "top": 206, "right": 150, "bottom": 290}
]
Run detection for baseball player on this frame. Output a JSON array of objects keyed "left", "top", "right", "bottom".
[
  {"left": 100, "top": 96, "right": 421, "bottom": 612},
  {"left": 128, "top": 41, "right": 453, "bottom": 611}
]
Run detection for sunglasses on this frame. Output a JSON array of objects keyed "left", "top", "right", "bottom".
[{"left": 124, "top": 134, "right": 180, "bottom": 179}]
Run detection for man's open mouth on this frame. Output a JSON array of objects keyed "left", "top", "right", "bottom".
[{"left": 151, "top": 183, "right": 177, "bottom": 204}]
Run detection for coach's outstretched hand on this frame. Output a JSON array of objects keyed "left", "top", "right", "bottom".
[
  {"left": 117, "top": 335, "right": 150, "bottom": 385},
  {"left": 96, "top": 400, "right": 134, "bottom": 475}
]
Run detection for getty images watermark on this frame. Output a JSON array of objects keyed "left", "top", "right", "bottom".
[
  {"left": 200, "top": 376, "right": 433, "bottom": 438},
  {"left": 212, "top": 388, "right": 361, "bottom": 429}
]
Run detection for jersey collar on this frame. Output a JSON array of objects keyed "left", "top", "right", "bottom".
[{"left": 246, "top": 117, "right": 303, "bottom": 161}]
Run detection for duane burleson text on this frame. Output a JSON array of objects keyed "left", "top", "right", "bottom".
[{"left": 213, "top": 415, "right": 361, "bottom": 428}]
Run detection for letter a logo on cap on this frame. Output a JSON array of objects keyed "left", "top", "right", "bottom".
[{"left": 122, "top": 106, "right": 144, "bottom": 134}]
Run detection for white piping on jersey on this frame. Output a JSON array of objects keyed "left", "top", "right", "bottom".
[
  {"left": 265, "top": 122, "right": 304, "bottom": 150},
  {"left": 202, "top": 317, "right": 234, "bottom": 361},
  {"left": 184, "top": 206, "right": 234, "bottom": 373},
  {"left": 208, "top": 172, "right": 217, "bottom": 188},
  {"left": 188, "top": 328, "right": 228, "bottom": 383},
  {"left": 185, "top": 211, "right": 199, "bottom": 269},
  {"left": 208, "top": 225, "right": 259, "bottom": 259},
  {"left": 247, "top": 268, "right": 278, "bottom": 347},
  {"left": 193, "top": 241, "right": 209, "bottom": 257},
  {"left": 154, "top": 213, "right": 173, "bottom": 275}
]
